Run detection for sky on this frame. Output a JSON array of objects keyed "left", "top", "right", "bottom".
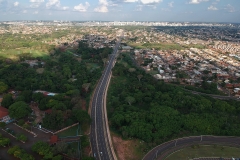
[{"left": 0, "top": 0, "right": 239, "bottom": 22}]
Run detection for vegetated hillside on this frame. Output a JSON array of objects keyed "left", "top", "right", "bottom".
[
  {"left": 0, "top": 42, "right": 112, "bottom": 159},
  {"left": 107, "top": 53, "right": 240, "bottom": 146}
]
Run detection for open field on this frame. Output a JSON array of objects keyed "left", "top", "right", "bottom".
[
  {"left": 86, "top": 63, "right": 100, "bottom": 71},
  {"left": 165, "top": 145, "right": 240, "bottom": 160},
  {"left": 0, "top": 48, "right": 49, "bottom": 60},
  {"left": 128, "top": 42, "right": 184, "bottom": 50},
  {"left": 111, "top": 131, "right": 146, "bottom": 160},
  {"left": 57, "top": 125, "right": 81, "bottom": 137},
  {"left": 128, "top": 42, "right": 205, "bottom": 50}
]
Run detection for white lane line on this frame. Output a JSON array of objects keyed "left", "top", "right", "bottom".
[{"left": 93, "top": 40, "right": 121, "bottom": 160}]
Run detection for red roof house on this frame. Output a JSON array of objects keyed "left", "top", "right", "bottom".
[
  {"left": 0, "top": 106, "right": 11, "bottom": 123},
  {"left": 50, "top": 135, "right": 58, "bottom": 145}
]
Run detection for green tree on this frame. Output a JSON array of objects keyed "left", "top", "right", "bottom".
[
  {"left": 1, "top": 94, "right": 14, "bottom": 108},
  {"left": 8, "top": 145, "right": 21, "bottom": 155},
  {"left": 17, "top": 119, "right": 25, "bottom": 126},
  {"left": 19, "top": 90, "right": 32, "bottom": 103},
  {"left": 16, "top": 134, "right": 27, "bottom": 142},
  {"left": 53, "top": 142, "right": 67, "bottom": 155},
  {"left": 0, "top": 81, "right": 8, "bottom": 94},
  {"left": 73, "top": 110, "right": 91, "bottom": 125},
  {"left": 9, "top": 101, "right": 31, "bottom": 119},
  {"left": 8, "top": 145, "right": 35, "bottom": 160},
  {"left": 125, "top": 96, "right": 135, "bottom": 105},
  {"left": 52, "top": 155, "right": 63, "bottom": 160},
  {"left": 0, "top": 122, "right": 6, "bottom": 129},
  {"left": 137, "top": 74, "right": 143, "bottom": 82},
  {"left": 32, "top": 141, "right": 53, "bottom": 159},
  {"left": 32, "top": 92, "right": 44, "bottom": 103},
  {"left": 0, "top": 134, "right": 10, "bottom": 147},
  {"left": 42, "top": 110, "right": 64, "bottom": 130}
]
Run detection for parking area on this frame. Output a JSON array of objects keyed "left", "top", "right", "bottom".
[{"left": 0, "top": 122, "right": 52, "bottom": 160}]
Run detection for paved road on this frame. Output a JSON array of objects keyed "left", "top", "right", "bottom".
[
  {"left": 90, "top": 38, "right": 121, "bottom": 160},
  {"left": 142, "top": 135, "right": 240, "bottom": 160}
]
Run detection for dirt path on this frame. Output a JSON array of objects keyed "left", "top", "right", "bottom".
[
  {"left": 81, "top": 98, "right": 87, "bottom": 111},
  {"left": 112, "top": 133, "right": 143, "bottom": 160}
]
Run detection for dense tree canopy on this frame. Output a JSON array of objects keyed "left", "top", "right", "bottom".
[
  {"left": 1, "top": 94, "right": 14, "bottom": 108},
  {"left": 0, "top": 81, "right": 8, "bottom": 94},
  {"left": 9, "top": 101, "right": 31, "bottom": 119},
  {"left": 108, "top": 53, "right": 240, "bottom": 144}
]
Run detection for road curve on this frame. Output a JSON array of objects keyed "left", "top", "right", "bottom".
[
  {"left": 90, "top": 38, "right": 121, "bottom": 160},
  {"left": 142, "top": 135, "right": 240, "bottom": 160}
]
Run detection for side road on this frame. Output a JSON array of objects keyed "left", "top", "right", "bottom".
[{"left": 142, "top": 135, "right": 240, "bottom": 160}]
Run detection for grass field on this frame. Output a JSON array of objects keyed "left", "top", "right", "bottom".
[
  {"left": 165, "top": 145, "right": 240, "bottom": 160},
  {"left": 128, "top": 42, "right": 183, "bottom": 50},
  {"left": 57, "top": 125, "right": 81, "bottom": 137},
  {"left": 86, "top": 63, "right": 100, "bottom": 71},
  {"left": 147, "top": 70, "right": 159, "bottom": 75},
  {"left": 128, "top": 42, "right": 205, "bottom": 50},
  {"left": 111, "top": 131, "right": 147, "bottom": 160},
  {"left": 0, "top": 48, "right": 49, "bottom": 60}
]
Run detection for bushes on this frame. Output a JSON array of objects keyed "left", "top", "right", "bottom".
[
  {"left": 8, "top": 145, "right": 34, "bottom": 160},
  {"left": 16, "top": 134, "right": 27, "bottom": 142}
]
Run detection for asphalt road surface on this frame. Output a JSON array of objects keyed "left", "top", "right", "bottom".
[
  {"left": 90, "top": 39, "right": 121, "bottom": 160},
  {"left": 142, "top": 135, "right": 240, "bottom": 160}
]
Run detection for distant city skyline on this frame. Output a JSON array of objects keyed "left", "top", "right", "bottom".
[{"left": 0, "top": 0, "right": 239, "bottom": 23}]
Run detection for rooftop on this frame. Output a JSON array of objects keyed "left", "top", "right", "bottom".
[{"left": 0, "top": 106, "right": 9, "bottom": 119}]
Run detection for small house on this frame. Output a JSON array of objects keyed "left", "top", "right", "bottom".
[{"left": 0, "top": 106, "right": 11, "bottom": 123}]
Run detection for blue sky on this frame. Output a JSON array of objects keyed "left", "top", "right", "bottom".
[{"left": 0, "top": 0, "right": 239, "bottom": 22}]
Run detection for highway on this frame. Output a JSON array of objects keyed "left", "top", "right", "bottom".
[
  {"left": 90, "top": 38, "right": 121, "bottom": 160},
  {"left": 89, "top": 35, "right": 240, "bottom": 160},
  {"left": 142, "top": 135, "right": 240, "bottom": 160}
]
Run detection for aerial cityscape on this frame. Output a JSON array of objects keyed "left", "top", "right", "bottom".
[{"left": 0, "top": 0, "right": 240, "bottom": 160}]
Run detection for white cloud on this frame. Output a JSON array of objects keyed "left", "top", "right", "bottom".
[
  {"left": 62, "top": 6, "right": 69, "bottom": 10},
  {"left": 225, "top": 4, "right": 235, "bottom": 13},
  {"left": 33, "top": 11, "right": 38, "bottom": 14},
  {"left": 99, "top": 0, "right": 108, "bottom": 6},
  {"left": 30, "top": 0, "right": 44, "bottom": 2},
  {"left": 14, "top": 1, "right": 19, "bottom": 6},
  {"left": 125, "top": 0, "right": 138, "bottom": 2},
  {"left": 74, "top": 2, "right": 90, "bottom": 12},
  {"left": 124, "top": 0, "right": 162, "bottom": 4},
  {"left": 168, "top": 1, "right": 174, "bottom": 7},
  {"left": 22, "top": 10, "right": 27, "bottom": 13},
  {"left": 30, "top": 3, "right": 40, "bottom": 8},
  {"left": 134, "top": 5, "right": 142, "bottom": 11},
  {"left": 208, "top": 5, "right": 218, "bottom": 10},
  {"left": 94, "top": 0, "right": 109, "bottom": 12},
  {"left": 46, "top": 0, "right": 60, "bottom": 8},
  {"left": 94, "top": 5, "right": 108, "bottom": 12},
  {"left": 189, "top": 0, "right": 209, "bottom": 4},
  {"left": 140, "top": 0, "right": 162, "bottom": 4},
  {"left": 29, "top": 0, "right": 44, "bottom": 8}
]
